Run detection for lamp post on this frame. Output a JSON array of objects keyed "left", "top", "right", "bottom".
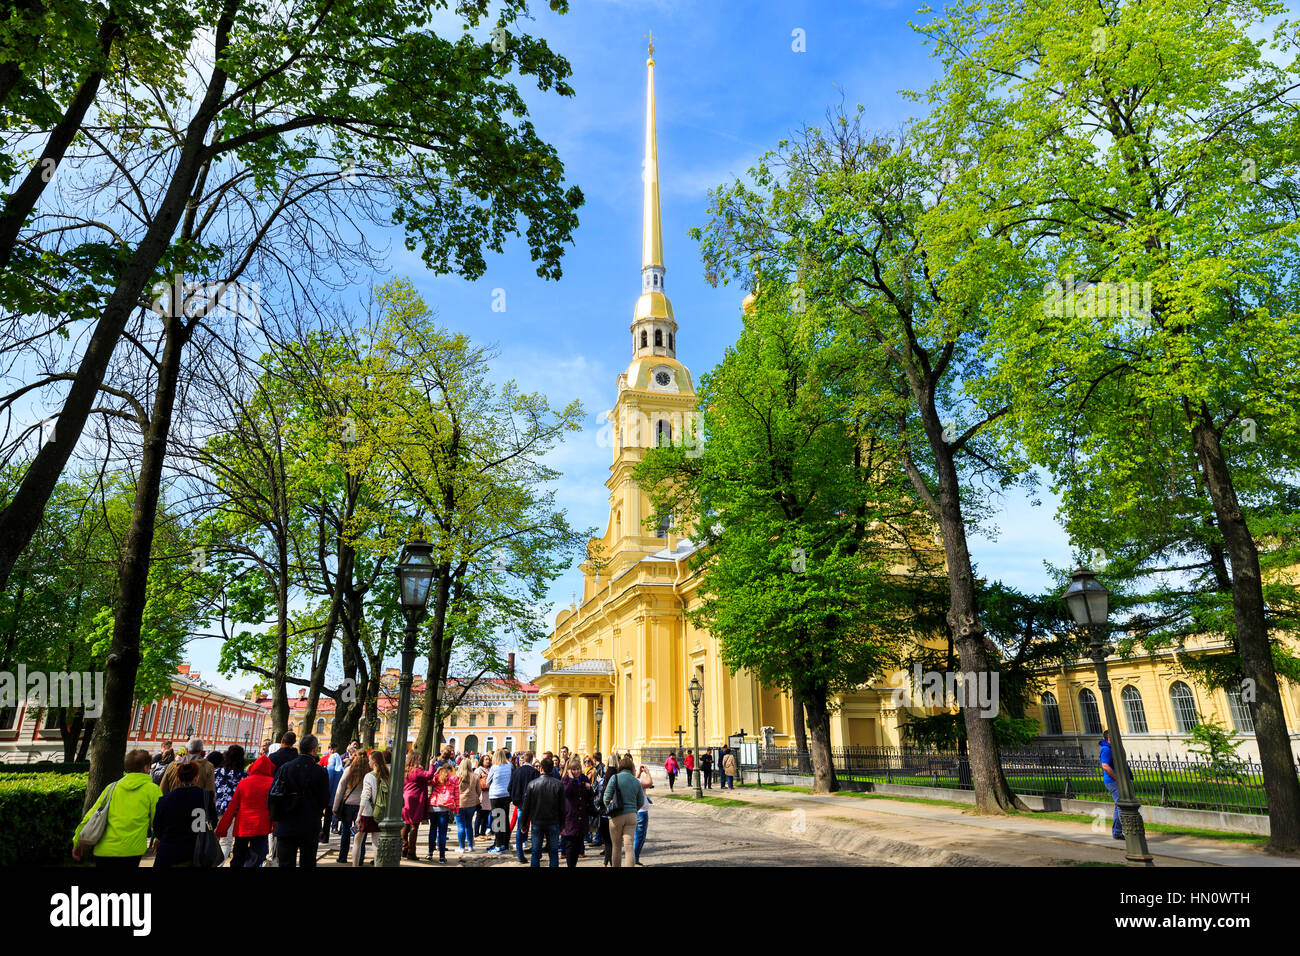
[
  {"left": 688, "top": 676, "right": 704, "bottom": 799},
  {"left": 377, "top": 539, "right": 435, "bottom": 868},
  {"left": 556, "top": 717, "right": 564, "bottom": 752},
  {"left": 1062, "top": 566, "right": 1154, "bottom": 867},
  {"left": 594, "top": 703, "right": 603, "bottom": 757}
]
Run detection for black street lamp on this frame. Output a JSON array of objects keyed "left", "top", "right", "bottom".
[
  {"left": 594, "top": 703, "right": 603, "bottom": 757},
  {"left": 1062, "top": 566, "right": 1154, "bottom": 867},
  {"left": 688, "top": 676, "right": 704, "bottom": 799},
  {"left": 377, "top": 539, "right": 435, "bottom": 868}
]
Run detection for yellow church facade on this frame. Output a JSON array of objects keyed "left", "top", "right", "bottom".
[{"left": 533, "top": 42, "right": 904, "bottom": 759}]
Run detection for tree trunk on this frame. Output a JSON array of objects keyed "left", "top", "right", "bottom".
[
  {"left": 923, "top": 414, "right": 1024, "bottom": 813},
  {"left": 412, "top": 564, "right": 453, "bottom": 765},
  {"left": 0, "top": 3, "right": 237, "bottom": 594},
  {"left": 802, "top": 690, "right": 839, "bottom": 794},
  {"left": 62, "top": 708, "right": 83, "bottom": 763},
  {"left": 84, "top": 314, "right": 192, "bottom": 812},
  {"left": 1191, "top": 417, "right": 1300, "bottom": 854},
  {"left": 300, "top": 545, "right": 348, "bottom": 736},
  {"left": 269, "top": 555, "right": 290, "bottom": 740},
  {"left": 77, "top": 719, "right": 94, "bottom": 761}
]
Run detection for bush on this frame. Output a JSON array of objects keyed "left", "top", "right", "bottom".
[
  {"left": 0, "top": 760, "right": 91, "bottom": 775},
  {"left": 0, "top": 772, "right": 87, "bottom": 866}
]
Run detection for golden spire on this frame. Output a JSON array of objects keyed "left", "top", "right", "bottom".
[
  {"left": 631, "top": 32, "right": 674, "bottom": 353},
  {"left": 642, "top": 31, "right": 663, "bottom": 270}
]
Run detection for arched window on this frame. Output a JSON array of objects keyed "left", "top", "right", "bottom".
[
  {"left": 1226, "top": 686, "right": 1255, "bottom": 733},
  {"left": 654, "top": 329, "right": 663, "bottom": 347},
  {"left": 1169, "top": 681, "right": 1197, "bottom": 733},
  {"left": 1121, "top": 685, "right": 1148, "bottom": 734},
  {"left": 1040, "top": 692, "right": 1062, "bottom": 735},
  {"left": 669, "top": 332, "right": 674, "bottom": 351},
  {"left": 1079, "top": 688, "right": 1103, "bottom": 735},
  {"left": 656, "top": 511, "right": 673, "bottom": 537},
  {"left": 656, "top": 419, "right": 672, "bottom": 446},
  {"left": 316, "top": 718, "right": 325, "bottom": 734},
  {"left": 640, "top": 331, "right": 647, "bottom": 348}
]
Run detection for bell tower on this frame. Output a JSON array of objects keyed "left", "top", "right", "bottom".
[{"left": 602, "top": 35, "right": 697, "bottom": 561}]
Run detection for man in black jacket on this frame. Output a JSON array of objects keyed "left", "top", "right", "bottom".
[
  {"left": 520, "top": 756, "right": 564, "bottom": 868},
  {"left": 272, "top": 734, "right": 330, "bottom": 867},
  {"left": 509, "top": 751, "right": 541, "bottom": 863},
  {"left": 269, "top": 731, "right": 298, "bottom": 769}
]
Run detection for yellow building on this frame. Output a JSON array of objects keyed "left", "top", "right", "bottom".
[
  {"left": 1026, "top": 631, "right": 1300, "bottom": 760},
  {"left": 534, "top": 41, "right": 916, "bottom": 759}
]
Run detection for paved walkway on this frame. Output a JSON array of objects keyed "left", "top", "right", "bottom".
[
  {"left": 153, "top": 799, "right": 883, "bottom": 868},
  {"left": 659, "top": 777, "right": 1299, "bottom": 867}
]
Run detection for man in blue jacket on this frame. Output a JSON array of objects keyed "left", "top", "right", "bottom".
[{"left": 1099, "top": 731, "right": 1123, "bottom": 840}]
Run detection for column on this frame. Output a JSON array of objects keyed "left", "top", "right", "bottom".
[{"left": 578, "top": 695, "right": 593, "bottom": 756}]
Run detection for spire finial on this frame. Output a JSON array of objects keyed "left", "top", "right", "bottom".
[{"left": 645, "top": 29, "right": 655, "bottom": 58}]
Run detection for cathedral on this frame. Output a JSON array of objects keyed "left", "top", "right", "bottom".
[{"left": 533, "top": 41, "right": 906, "bottom": 758}]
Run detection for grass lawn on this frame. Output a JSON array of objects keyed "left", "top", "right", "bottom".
[{"left": 662, "top": 793, "right": 791, "bottom": 810}]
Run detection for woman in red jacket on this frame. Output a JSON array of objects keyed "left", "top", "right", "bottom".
[{"left": 216, "top": 754, "right": 276, "bottom": 867}]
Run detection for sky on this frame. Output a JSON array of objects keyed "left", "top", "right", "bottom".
[{"left": 188, "top": 0, "right": 1080, "bottom": 697}]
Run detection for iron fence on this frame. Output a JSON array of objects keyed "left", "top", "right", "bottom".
[{"left": 737, "top": 745, "right": 1295, "bottom": 816}]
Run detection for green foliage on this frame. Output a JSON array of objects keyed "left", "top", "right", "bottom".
[
  {"left": 0, "top": 772, "right": 86, "bottom": 866},
  {"left": 1188, "top": 716, "right": 1247, "bottom": 782},
  {"left": 905, "top": 711, "right": 1041, "bottom": 749},
  {"left": 636, "top": 287, "right": 937, "bottom": 714}
]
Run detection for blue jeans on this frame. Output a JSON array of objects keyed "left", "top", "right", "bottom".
[
  {"left": 456, "top": 808, "right": 476, "bottom": 850},
  {"left": 515, "top": 809, "right": 529, "bottom": 861},
  {"left": 428, "top": 810, "right": 450, "bottom": 855},
  {"left": 1104, "top": 778, "right": 1122, "bottom": 837},
  {"left": 529, "top": 822, "right": 560, "bottom": 867},
  {"left": 634, "top": 810, "right": 648, "bottom": 862},
  {"left": 721, "top": 774, "right": 734, "bottom": 789}
]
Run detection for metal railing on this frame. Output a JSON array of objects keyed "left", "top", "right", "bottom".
[{"left": 736, "top": 745, "right": 1294, "bottom": 816}]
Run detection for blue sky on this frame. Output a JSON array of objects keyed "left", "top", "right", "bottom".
[{"left": 192, "top": 0, "right": 1077, "bottom": 696}]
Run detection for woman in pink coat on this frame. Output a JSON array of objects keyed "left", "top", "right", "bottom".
[{"left": 401, "top": 757, "right": 436, "bottom": 860}]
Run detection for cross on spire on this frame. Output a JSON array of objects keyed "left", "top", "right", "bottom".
[{"left": 645, "top": 30, "right": 655, "bottom": 56}]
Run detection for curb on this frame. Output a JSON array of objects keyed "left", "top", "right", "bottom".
[{"left": 655, "top": 796, "right": 999, "bottom": 867}]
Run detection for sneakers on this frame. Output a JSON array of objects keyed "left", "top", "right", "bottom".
[{"left": 487, "top": 846, "right": 503, "bottom": 854}]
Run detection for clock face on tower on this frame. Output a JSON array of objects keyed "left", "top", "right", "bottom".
[{"left": 655, "top": 370, "right": 671, "bottom": 387}]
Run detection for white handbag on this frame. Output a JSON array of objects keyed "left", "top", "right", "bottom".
[{"left": 78, "top": 781, "right": 119, "bottom": 846}]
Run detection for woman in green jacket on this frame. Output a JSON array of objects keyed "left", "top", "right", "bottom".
[
  {"left": 72, "top": 749, "right": 162, "bottom": 867},
  {"left": 601, "top": 755, "right": 645, "bottom": 868}
]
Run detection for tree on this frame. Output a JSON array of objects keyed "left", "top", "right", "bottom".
[
  {"left": 358, "top": 279, "right": 586, "bottom": 766},
  {"left": 0, "top": 0, "right": 585, "bottom": 597},
  {"left": 920, "top": 0, "right": 1300, "bottom": 850},
  {"left": 636, "top": 287, "right": 939, "bottom": 793},
  {"left": 691, "top": 111, "right": 1037, "bottom": 811}
]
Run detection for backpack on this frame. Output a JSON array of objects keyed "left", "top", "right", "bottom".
[
  {"left": 267, "top": 769, "right": 299, "bottom": 822},
  {"left": 373, "top": 776, "right": 390, "bottom": 823},
  {"left": 78, "top": 781, "right": 118, "bottom": 846}
]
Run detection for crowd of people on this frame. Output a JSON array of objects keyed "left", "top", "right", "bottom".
[{"left": 70, "top": 732, "right": 742, "bottom": 868}]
